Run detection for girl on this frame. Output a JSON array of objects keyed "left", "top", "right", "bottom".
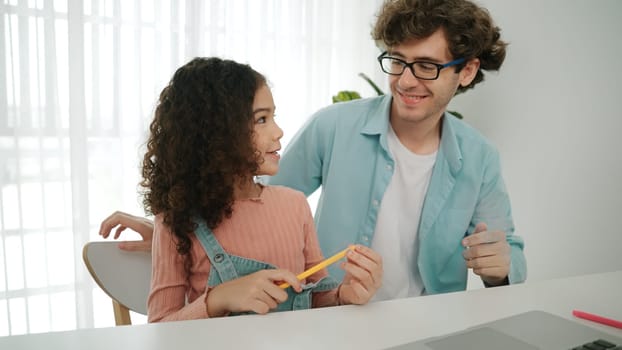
[{"left": 142, "top": 57, "right": 382, "bottom": 322}]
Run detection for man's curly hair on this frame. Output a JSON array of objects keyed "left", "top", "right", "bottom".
[
  {"left": 140, "top": 57, "right": 266, "bottom": 261},
  {"left": 372, "top": 0, "right": 507, "bottom": 93}
]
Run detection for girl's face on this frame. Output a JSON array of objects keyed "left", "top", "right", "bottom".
[{"left": 252, "top": 84, "right": 283, "bottom": 176}]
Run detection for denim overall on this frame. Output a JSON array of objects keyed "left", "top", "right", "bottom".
[{"left": 194, "top": 219, "right": 339, "bottom": 313}]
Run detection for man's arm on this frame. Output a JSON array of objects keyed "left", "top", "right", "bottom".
[
  {"left": 462, "top": 148, "right": 527, "bottom": 285},
  {"left": 99, "top": 211, "right": 154, "bottom": 251},
  {"left": 268, "top": 112, "right": 328, "bottom": 195}
]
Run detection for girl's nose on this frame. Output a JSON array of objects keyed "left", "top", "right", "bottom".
[{"left": 273, "top": 121, "right": 284, "bottom": 140}]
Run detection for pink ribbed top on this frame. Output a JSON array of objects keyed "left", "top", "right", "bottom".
[{"left": 147, "top": 185, "right": 339, "bottom": 322}]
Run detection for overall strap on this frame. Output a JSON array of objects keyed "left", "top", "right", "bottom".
[
  {"left": 194, "top": 219, "right": 239, "bottom": 282},
  {"left": 309, "top": 275, "right": 340, "bottom": 292}
]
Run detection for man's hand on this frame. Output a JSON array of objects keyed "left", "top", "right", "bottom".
[
  {"left": 99, "top": 211, "right": 154, "bottom": 252},
  {"left": 462, "top": 222, "right": 510, "bottom": 286}
]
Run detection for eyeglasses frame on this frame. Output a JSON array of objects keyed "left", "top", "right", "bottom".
[{"left": 377, "top": 51, "right": 466, "bottom": 80}]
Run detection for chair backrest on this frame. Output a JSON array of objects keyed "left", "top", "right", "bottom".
[{"left": 82, "top": 241, "right": 151, "bottom": 326}]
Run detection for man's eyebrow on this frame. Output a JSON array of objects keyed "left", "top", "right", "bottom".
[
  {"left": 387, "top": 50, "right": 441, "bottom": 62},
  {"left": 387, "top": 50, "right": 406, "bottom": 58}
]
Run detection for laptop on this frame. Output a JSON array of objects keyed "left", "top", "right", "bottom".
[{"left": 386, "top": 310, "right": 622, "bottom": 350}]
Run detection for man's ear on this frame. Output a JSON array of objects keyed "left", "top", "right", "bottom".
[{"left": 459, "top": 58, "right": 480, "bottom": 87}]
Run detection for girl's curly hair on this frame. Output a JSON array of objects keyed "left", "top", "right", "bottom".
[
  {"left": 372, "top": 0, "right": 507, "bottom": 93},
  {"left": 140, "top": 57, "right": 266, "bottom": 262}
]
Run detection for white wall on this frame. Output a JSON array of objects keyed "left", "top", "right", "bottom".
[{"left": 449, "top": 0, "right": 622, "bottom": 283}]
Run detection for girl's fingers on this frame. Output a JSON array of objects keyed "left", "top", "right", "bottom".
[
  {"left": 344, "top": 246, "right": 383, "bottom": 288},
  {"left": 342, "top": 261, "right": 376, "bottom": 290},
  {"left": 351, "top": 245, "right": 382, "bottom": 264},
  {"left": 268, "top": 269, "right": 302, "bottom": 292}
]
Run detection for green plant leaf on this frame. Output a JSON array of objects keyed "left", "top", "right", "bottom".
[
  {"left": 447, "top": 110, "right": 464, "bottom": 119},
  {"left": 358, "top": 72, "right": 384, "bottom": 96},
  {"left": 332, "top": 90, "right": 361, "bottom": 103}
]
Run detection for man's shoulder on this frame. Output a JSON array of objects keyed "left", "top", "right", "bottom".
[
  {"left": 445, "top": 113, "right": 497, "bottom": 151},
  {"left": 311, "top": 96, "right": 386, "bottom": 125}
]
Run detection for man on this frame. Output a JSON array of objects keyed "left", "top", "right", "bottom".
[
  {"left": 268, "top": 0, "right": 526, "bottom": 300},
  {"left": 101, "top": 0, "right": 526, "bottom": 301}
]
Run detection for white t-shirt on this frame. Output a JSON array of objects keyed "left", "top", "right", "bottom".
[{"left": 371, "top": 126, "right": 437, "bottom": 301}]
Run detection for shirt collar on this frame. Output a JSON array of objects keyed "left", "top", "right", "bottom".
[
  {"left": 360, "top": 95, "right": 463, "bottom": 174},
  {"left": 439, "top": 112, "right": 463, "bottom": 175}
]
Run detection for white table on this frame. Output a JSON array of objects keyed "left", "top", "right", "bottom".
[{"left": 2, "top": 270, "right": 621, "bottom": 350}]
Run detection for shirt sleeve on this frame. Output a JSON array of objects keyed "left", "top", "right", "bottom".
[
  {"left": 268, "top": 111, "right": 327, "bottom": 196},
  {"left": 295, "top": 193, "right": 340, "bottom": 307},
  {"left": 473, "top": 147, "right": 527, "bottom": 284},
  {"left": 147, "top": 215, "right": 209, "bottom": 322}
]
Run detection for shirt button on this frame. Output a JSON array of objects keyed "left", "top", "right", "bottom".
[
  {"left": 372, "top": 199, "right": 379, "bottom": 207},
  {"left": 214, "top": 253, "right": 224, "bottom": 263},
  {"left": 386, "top": 164, "right": 393, "bottom": 171},
  {"left": 362, "top": 236, "right": 370, "bottom": 243}
]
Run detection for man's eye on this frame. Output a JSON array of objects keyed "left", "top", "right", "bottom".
[
  {"left": 390, "top": 59, "right": 404, "bottom": 68},
  {"left": 416, "top": 62, "right": 437, "bottom": 72}
]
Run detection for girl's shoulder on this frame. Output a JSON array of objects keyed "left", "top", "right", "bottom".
[
  {"left": 260, "top": 185, "right": 313, "bottom": 220},
  {"left": 262, "top": 185, "right": 307, "bottom": 203}
]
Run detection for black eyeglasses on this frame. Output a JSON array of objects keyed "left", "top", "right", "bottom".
[{"left": 377, "top": 52, "right": 466, "bottom": 80}]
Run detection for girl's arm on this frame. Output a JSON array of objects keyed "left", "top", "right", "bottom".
[
  {"left": 148, "top": 216, "right": 303, "bottom": 321},
  {"left": 337, "top": 245, "right": 383, "bottom": 305},
  {"left": 147, "top": 216, "right": 207, "bottom": 322}
]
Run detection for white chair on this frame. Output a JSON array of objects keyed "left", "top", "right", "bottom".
[{"left": 82, "top": 241, "right": 151, "bottom": 326}]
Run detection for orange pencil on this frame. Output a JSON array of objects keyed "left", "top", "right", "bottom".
[{"left": 279, "top": 245, "right": 353, "bottom": 289}]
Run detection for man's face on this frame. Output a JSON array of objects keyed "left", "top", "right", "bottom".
[{"left": 387, "top": 28, "right": 479, "bottom": 127}]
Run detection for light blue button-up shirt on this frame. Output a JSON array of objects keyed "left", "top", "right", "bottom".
[{"left": 268, "top": 95, "right": 526, "bottom": 294}]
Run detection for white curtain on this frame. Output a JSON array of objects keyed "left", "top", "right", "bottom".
[{"left": 0, "top": 0, "right": 385, "bottom": 334}]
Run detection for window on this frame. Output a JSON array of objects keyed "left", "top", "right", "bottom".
[{"left": 0, "top": 0, "right": 384, "bottom": 334}]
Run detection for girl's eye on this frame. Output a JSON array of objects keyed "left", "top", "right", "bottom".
[{"left": 256, "top": 116, "right": 266, "bottom": 124}]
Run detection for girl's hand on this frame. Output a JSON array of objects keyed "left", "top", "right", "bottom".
[
  {"left": 338, "top": 245, "right": 383, "bottom": 305},
  {"left": 206, "top": 269, "right": 302, "bottom": 317}
]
